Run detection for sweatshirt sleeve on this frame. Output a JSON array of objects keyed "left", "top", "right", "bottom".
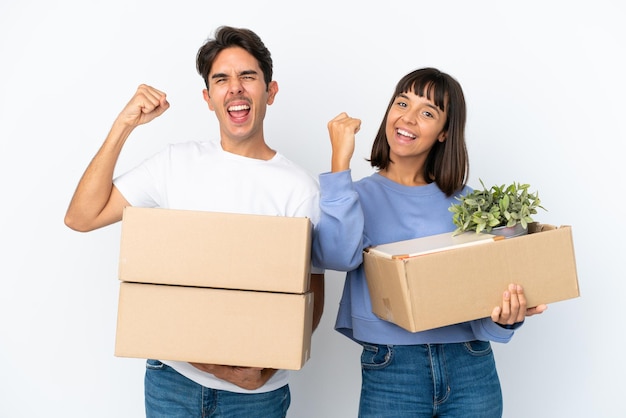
[
  {"left": 311, "top": 170, "right": 365, "bottom": 271},
  {"left": 470, "top": 318, "right": 524, "bottom": 343}
]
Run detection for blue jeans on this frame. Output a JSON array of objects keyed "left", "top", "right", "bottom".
[
  {"left": 359, "top": 341, "right": 502, "bottom": 418},
  {"left": 144, "top": 359, "right": 290, "bottom": 418}
]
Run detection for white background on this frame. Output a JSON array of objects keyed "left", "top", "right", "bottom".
[{"left": 1, "top": 1, "right": 624, "bottom": 417}]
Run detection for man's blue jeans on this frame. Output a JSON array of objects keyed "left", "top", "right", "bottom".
[
  {"left": 358, "top": 341, "right": 503, "bottom": 418},
  {"left": 144, "top": 359, "right": 290, "bottom": 418}
]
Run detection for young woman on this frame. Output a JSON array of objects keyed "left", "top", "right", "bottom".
[{"left": 313, "top": 67, "right": 546, "bottom": 417}]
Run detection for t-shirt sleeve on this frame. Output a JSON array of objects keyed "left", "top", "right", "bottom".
[{"left": 113, "top": 147, "right": 170, "bottom": 208}]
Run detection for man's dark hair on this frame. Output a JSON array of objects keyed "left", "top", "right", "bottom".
[{"left": 196, "top": 26, "right": 273, "bottom": 91}]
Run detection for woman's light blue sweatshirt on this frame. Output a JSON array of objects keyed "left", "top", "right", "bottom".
[{"left": 312, "top": 170, "right": 517, "bottom": 345}]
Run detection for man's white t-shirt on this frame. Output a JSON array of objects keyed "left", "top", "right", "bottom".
[{"left": 113, "top": 139, "right": 322, "bottom": 394}]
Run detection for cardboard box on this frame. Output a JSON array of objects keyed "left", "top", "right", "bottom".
[
  {"left": 363, "top": 224, "right": 580, "bottom": 332},
  {"left": 115, "top": 282, "right": 314, "bottom": 370},
  {"left": 118, "top": 207, "right": 312, "bottom": 293}
]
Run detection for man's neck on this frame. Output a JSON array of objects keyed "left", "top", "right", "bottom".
[{"left": 220, "top": 138, "right": 276, "bottom": 160}]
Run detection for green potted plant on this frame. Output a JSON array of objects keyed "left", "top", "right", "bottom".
[{"left": 449, "top": 179, "right": 546, "bottom": 237}]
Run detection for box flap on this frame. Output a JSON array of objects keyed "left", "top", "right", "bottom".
[{"left": 363, "top": 251, "right": 415, "bottom": 331}]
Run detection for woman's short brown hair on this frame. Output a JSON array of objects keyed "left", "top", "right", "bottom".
[{"left": 369, "top": 67, "right": 469, "bottom": 196}]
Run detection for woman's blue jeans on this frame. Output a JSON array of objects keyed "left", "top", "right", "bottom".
[
  {"left": 144, "top": 359, "right": 290, "bottom": 418},
  {"left": 358, "top": 341, "right": 502, "bottom": 418}
]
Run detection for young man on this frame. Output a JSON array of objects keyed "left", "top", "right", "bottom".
[{"left": 65, "top": 26, "right": 324, "bottom": 417}]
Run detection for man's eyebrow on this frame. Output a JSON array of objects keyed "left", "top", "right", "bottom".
[
  {"left": 210, "top": 69, "right": 259, "bottom": 80},
  {"left": 240, "top": 69, "right": 259, "bottom": 77}
]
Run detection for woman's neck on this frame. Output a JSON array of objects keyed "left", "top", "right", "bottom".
[{"left": 379, "top": 165, "right": 428, "bottom": 186}]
